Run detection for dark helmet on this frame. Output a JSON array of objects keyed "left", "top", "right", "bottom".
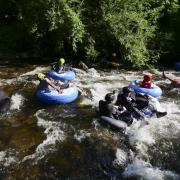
[
  {"left": 105, "top": 93, "right": 115, "bottom": 102},
  {"left": 122, "top": 87, "right": 133, "bottom": 94}
]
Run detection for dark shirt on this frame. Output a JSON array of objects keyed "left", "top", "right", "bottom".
[
  {"left": 116, "top": 92, "right": 136, "bottom": 111},
  {"left": 37, "top": 78, "right": 49, "bottom": 90},
  {"left": 99, "top": 100, "right": 119, "bottom": 118},
  {"left": 116, "top": 92, "right": 147, "bottom": 119},
  {"left": 135, "top": 94, "right": 149, "bottom": 110},
  {"left": 51, "top": 62, "right": 65, "bottom": 73}
]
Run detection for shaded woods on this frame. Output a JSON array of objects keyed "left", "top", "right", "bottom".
[{"left": 0, "top": 0, "right": 180, "bottom": 67}]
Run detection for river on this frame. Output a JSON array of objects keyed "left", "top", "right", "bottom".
[{"left": 0, "top": 63, "right": 179, "bottom": 179}]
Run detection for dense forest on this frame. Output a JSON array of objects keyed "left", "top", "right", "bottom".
[{"left": 0, "top": 0, "right": 180, "bottom": 67}]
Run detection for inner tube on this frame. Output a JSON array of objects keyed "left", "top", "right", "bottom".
[
  {"left": 100, "top": 116, "right": 128, "bottom": 130},
  {"left": 100, "top": 106, "right": 155, "bottom": 129},
  {"left": 36, "top": 87, "right": 79, "bottom": 104},
  {"left": 0, "top": 91, "right": 10, "bottom": 113},
  {"left": 47, "top": 70, "right": 75, "bottom": 81},
  {"left": 129, "top": 80, "right": 162, "bottom": 98}
]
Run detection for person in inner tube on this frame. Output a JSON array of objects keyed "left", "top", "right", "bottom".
[
  {"left": 36, "top": 73, "right": 63, "bottom": 93},
  {"left": 140, "top": 73, "right": 152, "bottom": 88},
  {"left": 116, "top": 87, "right": 147, "bottom": 120},
  {"left": 116, "top": 86, "right": 167, "bottom": 119},
  {"left": 98, "top": 92, "right": 132, "bottom": 124},
  {"left": 56, "top": 80, "right": 70, "bottom": 89},
  {"left": 51, "top": 58, "right": 66, "bottom": 73}
]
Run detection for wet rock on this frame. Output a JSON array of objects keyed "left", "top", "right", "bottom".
[
  {"left": 0, "top": 91, "right": 10, "bottom": 113},
  {"left": 78, "top": 61, "right": 89, "bottom": 72}
]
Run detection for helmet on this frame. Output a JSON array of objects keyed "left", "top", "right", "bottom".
[
  {"left": 143, "top": 73, "right": 152, "bottom": 82},
  {"left": 122, "top": 87, "right": 133, "bottom": 94},
  {"left": 59, "top": 58, "right": 65, "bottom": 65},
  {"left": 37, "top": 73, "right": 45, "bottom": 79},
  {"left": 105, "top": 93, "right": 115, "bottom": 102}
]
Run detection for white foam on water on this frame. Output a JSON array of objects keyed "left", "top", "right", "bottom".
[
  {"left": 10, "top": 93, "right": 24, "bottom": 110},
  {"left": 125, "top": 100, "right": 178, "bottom": 147},
  {"left": 20, "top": 66, "right": 49, "bottom": 76},
  {"left": 0, "top": 77, "right": 23, "bottom": 85},
  {"left": 74, "top": 130, "right": 91, "bottom": 142},
  {"left": 122, "top": 158, "right": 180, "bottom": 180},
  {"left": 75, "top": 69, "right": 132, "bottom": 106},
  {"left": 123, "top": 73, "right": 142, "bottom": 82},
  {"left": 74, "top": 68, "right": 101, "bottom": 78},
  {"left": 0, "top": 66, "right": 49, "bottom": 86},
  {"left": 87, "top": 68, "right": 101, "bottom": 77},
  {"left": 23, "top": 109, "right": 66, "bottom": 162},
  {"left": 123, "top": 100, "right": 180, "bottom": 178},
  {"left": 127, "top": 120, "right": 155, "bottom": 154},
  {"left": 149, "top": 102, "right": 180, "bottom": 140},
  {"left": 113, "top": 148, "right": 128, "bottom": 168},
  {"left": 149, "top": 97, "right": 166, "bottom": 112},
  {"left": 0, "top": 151, "right": 17, "bottom": 168}
]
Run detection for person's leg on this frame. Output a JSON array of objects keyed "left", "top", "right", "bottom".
[{"left": 149, "top": 97, "right": 167, "bottom": 117}]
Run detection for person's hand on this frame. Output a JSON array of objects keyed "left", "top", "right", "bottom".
[
  {"left": 57, "top": 88, "right": 63, "bottom": 94},
  {"left": 144, "top": 95, "right": 149, "bottom": 99}
]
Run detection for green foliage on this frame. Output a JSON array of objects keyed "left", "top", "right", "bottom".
[
  {"left": 100, "top": 0, "right": 165, "bottom": 67},
  {"left": 0, "top": 0, "right": 180, "bottom": 67},
  {"left": 46, "top": 0, "right": 85, "bottom": 52}
]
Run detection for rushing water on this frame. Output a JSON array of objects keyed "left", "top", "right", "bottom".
[{"left": 0, "top": 63, "right": 180, "bottom": 179}]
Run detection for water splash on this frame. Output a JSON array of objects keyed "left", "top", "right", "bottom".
[
  {"left": 113, "top": 148, "right": 128, "bottom": 168},
  {"left": 20, "top": 66, "right": 48, "bottom": 76},
  {"left": 10, "top": 93, "right": 24, "bottom": 110},
  {"left": 0, "top": 151, "right": 17, "bottom": 168},
  {"left": 74, "top": 130, "right": 91, "bottom": 142},
  {"left": 122, "top": 158, "right": 179, "bottom": 180},
  {"left": 23, "top": 109, "right": 66, "bottom": 162}
]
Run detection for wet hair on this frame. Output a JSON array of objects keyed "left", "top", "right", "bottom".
[
  {"left": 122, "top": 87, "right": 133, "bottom": 94},
  {"left": 105, "top": 93, "right": 115, "bottom": 102}
]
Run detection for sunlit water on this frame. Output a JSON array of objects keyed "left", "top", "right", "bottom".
[{"left": 0, "top": 64, "right": 179, "bottom": 179}]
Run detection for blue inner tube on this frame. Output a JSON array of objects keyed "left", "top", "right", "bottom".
[
  {"left": 47, "top": 70, "right": 75, "bottom": 81},
  {"left": 129, "top": 80, "right": 162, "bottom": 98},
  {"left": 36, "top": 87, "right": 79, "bottom": 104},
  {"left": 175, "top": 62, "right": 180, "bottom": 70}
]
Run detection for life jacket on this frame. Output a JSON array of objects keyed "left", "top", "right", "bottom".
[{"left": 140, "top": 74, "right": 152, "bottom": 88}]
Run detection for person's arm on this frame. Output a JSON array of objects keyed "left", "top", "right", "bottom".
[
  {"left": 59, "top": 65, "right": 64, "bottom": 73},
  {"left": 114, "top": 105, "right": 127, "bottom": 114},
  {"left": 51, "top": 62, "right": 56, "bottom": 71},
  {"left": 46, "top": 78, "right": 62, "bottom": 93}
]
